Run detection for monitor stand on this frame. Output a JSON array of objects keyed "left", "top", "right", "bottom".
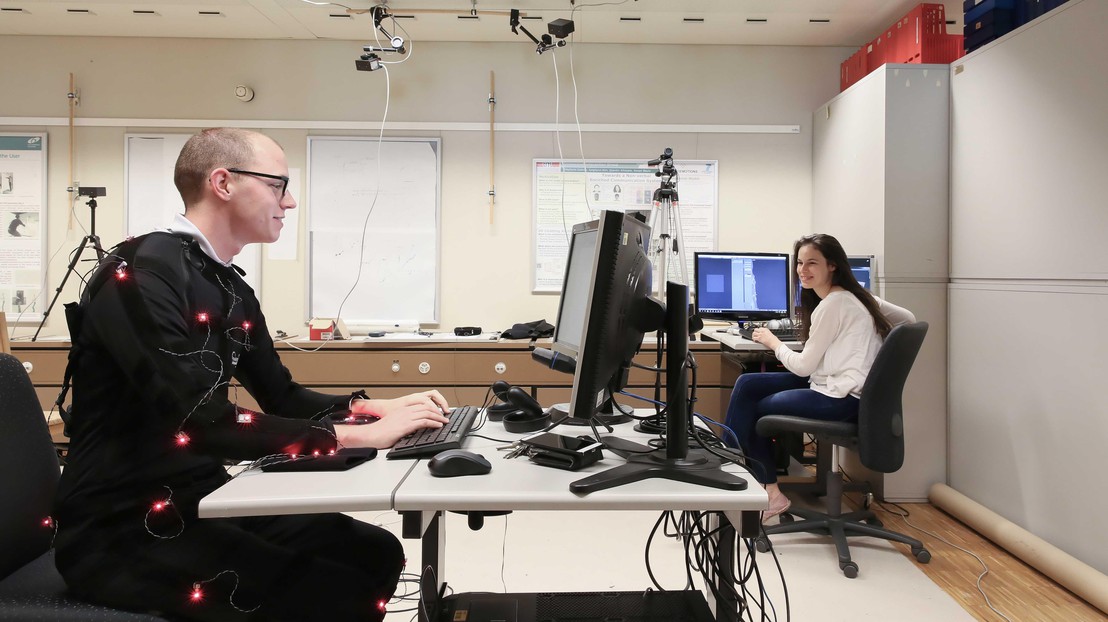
[
  {"left": 550, "top": 395, "right": 633, "bottom": 427},
  {"left": 570, "top": 281, "right": 748, "bottom": 495}
]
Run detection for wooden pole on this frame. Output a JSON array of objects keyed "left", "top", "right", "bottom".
[
  {"left": 68, "top": 72, "right": 76, "bottom": 230},
  {"left": 489, "top": 70, "right": 496, "bottom": 224}
]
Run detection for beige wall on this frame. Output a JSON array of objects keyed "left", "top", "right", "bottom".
[{"left": 1, "top": 35, "right": 850, "bottom": 337}]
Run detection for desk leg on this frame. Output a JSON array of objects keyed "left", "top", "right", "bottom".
[
  {"left": 402, "top": 510, "right": 446, "bottom": 622},
  {"left": 711, "top": 510, "right": 758, "bottom": 622}
]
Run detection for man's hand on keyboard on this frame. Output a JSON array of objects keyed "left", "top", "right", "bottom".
[
  {"left": 338, "top": 390, "right": 451, "bottom": 449},
  {"left": 351, "top": 390, "right": 451, "bottom": 419}
]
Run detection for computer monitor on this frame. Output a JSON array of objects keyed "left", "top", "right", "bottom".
[
  {"left": 694, "top": 252, "right": 790, "bottom": 323},
  {"left": 552, "top": 211, "right": 747, "bottom": 494},
  {"left": 551, "top": 211, "right": 655, "bottom": 426},
  {"left": 551, "top": 224, "right": 598, "bottom": 357},
  {"left": 792, "top": 254, "right": 875, "bottom": 310},
  {"left": 848, "top": 255, "right": 874, "bottom": 291}
]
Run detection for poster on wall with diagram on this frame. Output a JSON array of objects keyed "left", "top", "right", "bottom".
[
  {"left": 0, "top": 133, "right": 46, "bottom": 324},
  {"left": 532, "top": 158, "right": 718, "bottom": 293}
]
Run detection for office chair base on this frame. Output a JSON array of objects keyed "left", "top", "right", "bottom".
[{"left": 756, "top": 507, "right": 930, "bottom": 578}]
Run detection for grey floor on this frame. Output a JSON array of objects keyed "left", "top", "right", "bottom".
[{"left": 354, "top": 506, "right": 973, "bottom": 622}]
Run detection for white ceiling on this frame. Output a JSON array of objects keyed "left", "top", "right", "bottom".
[{"left": 0, "top": 0, "right": 964, "bottom": 47}]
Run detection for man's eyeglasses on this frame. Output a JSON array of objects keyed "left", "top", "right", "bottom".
[{"left": 227, "top": 168, "right": 289, "bottom": 198}]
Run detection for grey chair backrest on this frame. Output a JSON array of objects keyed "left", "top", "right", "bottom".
[
  {"left": 0, "top": 352, "right": 60, "bottom": 579},
  {"left": 856, "top": 322, "right": 928, "bottom": 474}
]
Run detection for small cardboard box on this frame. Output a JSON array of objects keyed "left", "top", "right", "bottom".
[{"left": 308, "top": 318, "right": 349, "bottom": 341}]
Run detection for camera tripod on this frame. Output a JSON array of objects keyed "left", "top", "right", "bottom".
[
  {"left": 647, "top": 148, "right": 689, "bottom": 299},
  {"left": 32, "top": 192, "right": 108, "bottom": 341}
]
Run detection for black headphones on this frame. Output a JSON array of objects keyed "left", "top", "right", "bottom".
[
  {"left": 498, "top": 384, "right": 550, "bottom": 433},
  {"left": 486, "top": 380, "right": 517, "bottom": 421}
]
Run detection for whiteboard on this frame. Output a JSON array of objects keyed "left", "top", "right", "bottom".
[
  {"left": 532, "top": 159, "right": 718, "bottom": 293},
  {"left": 306, "top": 137, "right": 440, "bottom": 327},
  {"left": 124, "top": 134, "right": 262, "bottom": 295}
]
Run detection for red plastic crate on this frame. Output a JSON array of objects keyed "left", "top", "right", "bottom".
[
  {"left": 840, "top": 49, "right": 867, "bottom": 90},
  {"left": 894, "top": 3, "right": 960, "bottom": 63},
  {"left": 841, "top": 3, "right": 963, "bottom": 91}
]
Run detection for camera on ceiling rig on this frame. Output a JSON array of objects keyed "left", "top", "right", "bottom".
[
  {"left": 356, "top": 6, "right": 407, "bottom": 72},
  {"left": 510, "top": 9, "right": 575, "bottom": 54}
]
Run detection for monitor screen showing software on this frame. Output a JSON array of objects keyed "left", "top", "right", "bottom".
[
  {"left": 848, "top": 255, "right": 873, "bottom": 290},
  {"left": 694, "top": 252, "right": 790, "bottom": 322},
  {"left": 793, "top": 254, "right": 874, "bottom": 305}
]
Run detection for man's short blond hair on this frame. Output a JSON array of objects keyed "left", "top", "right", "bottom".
[{"left": 174, "top": 128, "right": 261, "bottom": 208}]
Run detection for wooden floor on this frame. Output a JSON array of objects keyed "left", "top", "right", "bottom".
[{"left": 875, "top": 502, "right": 1107, "bottom": 622}]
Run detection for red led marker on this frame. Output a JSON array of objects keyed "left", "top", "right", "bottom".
[
  {"left": 175, "top": 432, "right": 190, "bottom": 446},
  {"left": 242, "top": 321, "right": 252, "bottom": 331},
  {"left": 196, "top": 312, "right": 209, "bottom": 323}
]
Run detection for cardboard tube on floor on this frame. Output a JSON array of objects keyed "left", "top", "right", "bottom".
[{"left": 930, "top": 483, "right": 1108, "bottom": 615}]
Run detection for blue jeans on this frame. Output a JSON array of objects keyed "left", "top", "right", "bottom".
[{"left": 724, "top": 372, "right": 859, "bottom": 484}]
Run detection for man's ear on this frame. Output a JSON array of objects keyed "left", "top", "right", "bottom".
[{"left": 209, "top": 168, "right": 234, "bottom": 201}]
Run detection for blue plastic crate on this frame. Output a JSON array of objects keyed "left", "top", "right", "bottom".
[
  {"left": 965, "top": 0, "right": 1018, "bottom": 23},
  {"left": 965, "top": 21, "right": 1016, "bottom": 51},
  {"left": 964, "top": 8, "right": 1017, "bottom": 36}
]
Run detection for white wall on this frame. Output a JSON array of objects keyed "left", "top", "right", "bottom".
[
  {"left": 949, "top": 0, "right": 1108, "bottom": 573},
  {"left": 0, "top": 36, "right": 850, "bottom": 337}
]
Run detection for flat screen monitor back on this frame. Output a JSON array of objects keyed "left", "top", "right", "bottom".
[{"left": 563, "top": 211, "right": 653, "bottom": 426}]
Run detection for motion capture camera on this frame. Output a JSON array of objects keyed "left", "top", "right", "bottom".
[
  {"left": 510, "top": 10, "right": 573, "bottom": 54},
  {"left": 355, "top": 53, "right": 382, "bottom": 72},
  {"left": 548, "top": 18, "right": 575, "bottom": 39},
  {"left": 77, "top": 186, "right": 107, "bottom": 198}
]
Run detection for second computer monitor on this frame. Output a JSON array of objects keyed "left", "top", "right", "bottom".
[
  {"left": 848, "top": 255, "right": 874, "bottom": 291},
  {"left": 694, "top": 252, "right": 790, "bottom": 323}
]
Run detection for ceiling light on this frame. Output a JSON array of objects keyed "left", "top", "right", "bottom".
[
  {"left": 199, "top": 11, "right": 223, "bottom": 16},
  {"left": 67, "top": 8, "right": 92, "bottom": 14},
  {"left": 457, "top": 15, "right": 479, "bottom": 20},
  {"left": 132, "top": 10, "right": 159, "bottom": 15},
  {"left": 809, "top": 18, "right": 830, "bottom": 24},
  {"left": 620, "top": 17, "right": 641, "bottom": 22},
  {"left": 683, "top": 18, "right": 705, "bottom": 23},
  {"left": 746, "top": 18, "right": 768, "bottom": 23},
  {"left": 0, "top": 7, "right": 27, "bottom": 12},
  {"left": 329, "top": 13, "right": 352, "bottom": 18}
]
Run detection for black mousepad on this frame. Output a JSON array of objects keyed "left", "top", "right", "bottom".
[{"left": 259, "top": 447, "right": 378, "bottom": 472}]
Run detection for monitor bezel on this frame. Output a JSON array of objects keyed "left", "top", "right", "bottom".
[{"left": 551, "top": 219, "right": 601, "bottom": 360}]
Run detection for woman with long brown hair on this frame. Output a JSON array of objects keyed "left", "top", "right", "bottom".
[{"left": 725, "top": 234, "right": 915, "bottom": 520}]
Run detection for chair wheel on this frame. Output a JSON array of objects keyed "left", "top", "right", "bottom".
[
  {"left": 840, "top": 561, "right": 859, "bottom": 578},
  {"left": 779, "top": 512, "right": 794, "bottom": 524},
  {"left": 755, "top": 536, "right": 772, "bottom": 553},
  {"left": 913, "top": 547, "right": 931, "bottom": 564}
]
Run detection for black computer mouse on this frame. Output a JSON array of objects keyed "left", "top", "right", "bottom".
[{"left": 427, "top": 449, "right": 492, "bottom": 477}]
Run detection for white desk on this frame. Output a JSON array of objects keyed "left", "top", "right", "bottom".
[
  {"left": 198, "top": 452, "right": 419, "bottom": 518},
  {"left": 707, "top": 330, "right": 802, "bottom": 352},
  {"left": 199, "top": 414, "right": 768, "bottom": 622}
]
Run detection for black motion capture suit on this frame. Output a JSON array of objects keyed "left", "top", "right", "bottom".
[{"left": 53, "top": 231, "right": 403, "bottom": 621}]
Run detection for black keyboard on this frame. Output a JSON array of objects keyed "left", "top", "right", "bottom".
[
  {"left": 734, "top": 325, "right": 801, "bottom": 342},
  {"left": 386, "top": 405, "right": 480, "bottom": 459}
]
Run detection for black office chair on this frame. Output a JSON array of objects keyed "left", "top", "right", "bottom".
[
  {"left": 0, "top": 353, "right": 166, "bottom": 619},
  {"left": 753, "top": 322, "right": 931, "bottom": 578}
]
